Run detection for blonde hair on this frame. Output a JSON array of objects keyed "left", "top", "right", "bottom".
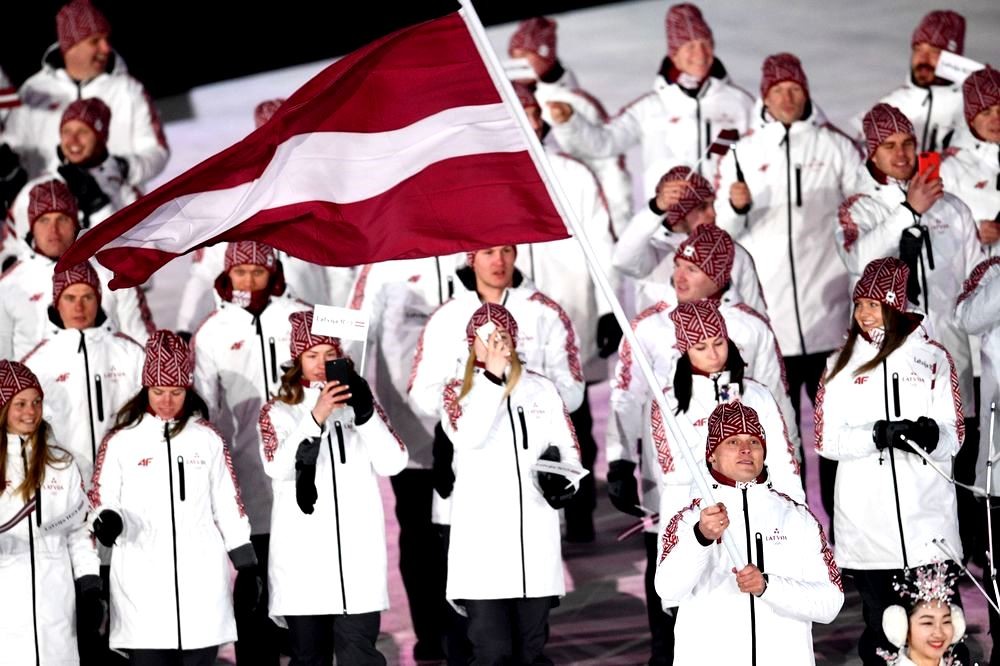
[
  {"left": 457, "top": 347, "right": 522, "bottom": 402},
  {"left": 0, "top": 409, "right": 69, "bottom": 503}
]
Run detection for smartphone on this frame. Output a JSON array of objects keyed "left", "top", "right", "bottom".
[
  {"left": 917, "top": 151, "right": 941, "bottom": 181},
  {"left": 475, "top": 321, "right": 497, "bottom": 345},
  {"left": 324, "top": 358, "right": 351, "bottom": 385}
]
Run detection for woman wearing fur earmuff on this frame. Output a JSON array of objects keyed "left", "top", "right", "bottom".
[{"left": 880, "top": 561, "right": 966, "bottom": 665}]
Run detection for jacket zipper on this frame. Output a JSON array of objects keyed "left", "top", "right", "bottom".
[
  {"left": 794, "top": 164, "right": 802, "bottom": 207},
  {"left": 94, "top": 375, "right": 104, "bottom": 422},
  {"left": 783, "top": 130, "right": 807, "bottom": 355},
  {"left": 506, "top": 397, "right": 527, "bottom": 597},
  {"left": 268, "top": 337, "right": 278, "bottom": 383},
  {"left": 705, "top": 120, "right": 712, "bottom": 151},
  {"left": 517, "top": 406, "right": 529, "bottom": 450},
  {"left": 328, "top": 425, "right": 349, "bottom": 612},
  {"left": 921, "top": 88, "right": 935, "bottom": 152},
  {"left": 22, "top": 447, "right": 40, "bottom": 666},
  {"left": 882, "top": 362, "right": 909, "bottom": 568},
  {"left": 79, "top": 332, "right": 98, "bottom": 463},
  {"left": 177, "top": 456, "right": 186, "bottom": 501},
  {"left": 435, "top": 257, "right": 443, "bottom": 303},
  {"left": 529, "top": 245, "right": 536, "bottom": 283},
  {"left": 164, "top": 423, "right": 184, "bottom": 650},
  {"left": 254, "top": 316, "right": 270, "bottom": 398},
  {"left": 742, "top": 488, "right": 757, "bottom": 666},
  {"left": 695, "top": 100, "right": 703, "bottom": 176}
]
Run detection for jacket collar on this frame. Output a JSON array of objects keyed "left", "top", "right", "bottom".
[{"left": 709, "top": 466, "right": 768, "bottom": 489}]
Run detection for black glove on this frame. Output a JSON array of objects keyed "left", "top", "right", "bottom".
[
  {"left": 597, "top": 313, "right": 623, "bottom": 359},
  {"left": 175, "top": 330, "right": 192, "bottom": 344},
  {"left": 295, "top": 462, "right": 318, "bottom": 514},
  {"left": 345, "top": 366, "right": 374, "bottom": 425},
  {"left": 112, "top": 155, "right": 130, "bottom": 182},
  {"left": 0, "top": 144, "right": 26, "bottom": 216},
  {"left": 432, "top": 422, "right": 456, "bottom": 499},
  {"left": 295, "top": 436, "right": 321, "bottom": 465},
  {"left": 899, "top": 227, "right": 925, "bottom": 305},
  {"left": 873, "top": 418, "right": 938, "bottom": 454},
  {"left": 537, "top": 445, "right": 576, "bottom": 510},
  {"left": 75, "top": 574, "right": 105, "bottom": 635},
  {"left": 607, "top": 460, "right": 644, "bottom": 517},
  {"left": 229, "top": 543, "right": 262, "bottom": 618},
  {"left": 909, "top": 416, "right": 939, "bottom": 453},
  {"left": 93, "top": 509, "right": 123, "bottom": 547},
  {"left": 58, "top": 163, "right": 110, "bottom": 216}
]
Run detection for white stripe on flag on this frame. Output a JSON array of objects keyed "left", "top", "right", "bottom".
[{"left": 103, "top": 103, "right": 525, "bottom": 253}]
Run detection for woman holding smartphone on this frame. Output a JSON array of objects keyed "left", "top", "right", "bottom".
[{"left": 259, "top": 310, "right": 406, "bottom": 666}]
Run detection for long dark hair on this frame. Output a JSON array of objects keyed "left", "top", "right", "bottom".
[
  {"left": 826, "top": 305, "right": 916, "bottom": 382},
  {"left": 673, "top": 340, "right": 746, "bottom": 414},
  {"left": 112, "top": 387, "right": 210, "bottom": 438},
  {"left": 277, "top": 357, "right": 306, "bottom": 406}
]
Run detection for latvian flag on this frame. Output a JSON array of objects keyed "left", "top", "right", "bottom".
[{"left": 59, "top": 12, "right": 568, "bottom": 288}]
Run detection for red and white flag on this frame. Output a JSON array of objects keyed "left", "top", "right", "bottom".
[
  {"left": 707, "top": 128, "right": 740, "bottom": 156},
  {"left": 59, "top": 12, "right": 568, "bottom": 288}
]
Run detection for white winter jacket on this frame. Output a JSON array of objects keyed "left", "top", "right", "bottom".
[
  {"left": 0, "top": 437, "right": 98, "bottom": 666},
  {"left": 0, "top": 250, "right": 153, "bottom": 360},
  {"left": 89, "top": 414, "right": 252, "bottom": 650},
  {"left": 857, "top": 77, "right": 965, "bottom": 154},
  {"left": 259, "top": 390, "right": 407, "bottom": 619},
  {"left": 838, "top": 167, "right": 983, "bottom": 415},
  {"left": 6, "top": 47, "right": 168, "bottom": 187},
  {"left": 649, "top": 374, "right": 804, "bottom": 524},
  {"left": 193, "top": 296, "right": 309, "bottom": 534},
  {"left": 516, "top": 151, "right": 619, "bottom": 382},
  {"left": 442, "top": 368, "right": 579, "bottom": 600},
  {"left": 613, "top": 207, "right": 767, "bottom": 318},
  {"left": 716, "top": 103, "right": 863, "bottom": 356},
  {"left": 23, "top": 320, "right": 144, "bottom": 480},
  {"left": 941, "top": 127, "right": 1000, "bottom": 253},
  {"left": 409, "top": 281, "right": 585, "bottom": 418},
  {"left": 551, "top": 59, "right": 753, "bottom": 195},
  {"left": 956, "top": 257, "right": 1000, "bottom": 491},
  {"left": 815, "top": 328, "right": 964, "bottom": 569},
  {"left": 655, "top": 477, "right": 843, "bottom": 665},
  {"left": 347, "top": 255, "right": 463, "bottom": 468}
]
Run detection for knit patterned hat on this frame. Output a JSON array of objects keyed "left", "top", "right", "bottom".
[
  {"left": 853, "top": 257, "right": 910, "bottom": 312},
  {"left": 911, "top": 10, "right": 965, "bottom": 54},
  {"left": 28, "top": 179, "right": 79, "bottom": 228},
  {"left": 224, "top": 241, "right": 278, "bottom": 273},
  {"left": 61, "top": 97, "right": 111, "bottom": 146},
  {"left": 508, "top": 17, "right": 558, "bottom": 72},
  {"left": 665, "top": 4, "right": 713, "bottom": 58},
  {"left": 56, "top": 0, "right": 111, "bottom": 54},
  {"left": 466, "top": 302, "right": 519, "bottom": 348},
  {"left": 658, "top": 166, "right": 715, "bottom": 227},
  {"left": 669, "top": 299, "right": 728, "bottom": 354},
  {"left": 862, "top": 103, "right": 915, "bottom": 159},
  {"left": 706, "top": 401, "right": 766, "bottom": 461},
  {"left": 963, "top": 66, "right": 1000, "bottom": 126},
  {"left": 760, "top": 53, "right": 809, "bottom": 100},
  {"left": 675, "top": 224, "right": 734, "bottom": 288},
  {"left": 142, "top": 331, "right": 194, "bottom": 388},
  {"left": 52, "top": 261, "right": 101, "bottom": 306},
  {"left": 254, "top": 98, "right": 285, "bottom": 129},
  {"left": 0, "top": 361, "right": 43, "bottom": 412},
  {"left": 289, "top": 310, "right": 343, "bottom": 359}
]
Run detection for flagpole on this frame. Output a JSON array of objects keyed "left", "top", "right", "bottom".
[{"left": 457, "top": 0, "right": 745, "bottom": 569}]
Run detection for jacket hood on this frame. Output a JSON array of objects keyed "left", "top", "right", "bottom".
[{"left": 41, "top": 42, "right": 127, "bottom": 78}]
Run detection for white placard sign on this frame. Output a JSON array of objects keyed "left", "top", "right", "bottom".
[
  {"left": 531, "top": 460, "right": 590, "bottom": 491},
  {"left": 311, "top": 304, "right": 370, "bottom": 342},
  {"left": 935, "top": 51, "right": 984, "bottom": 85}
]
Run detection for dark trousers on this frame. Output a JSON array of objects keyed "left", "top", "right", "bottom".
[
  {"left": 285, "top": 612, "right": 385, "bottom": 666},
  {"left": 79, "top": 565, "right": 128, "bottom": 666},
  {"left": 984, "top": 500, "right": 1000, "bottom": 666},
  {"left": 643, "top": 532, "right": 675, "bottom": 665},
  {"left": 956, "top": 417, "right": 982, "bottom": 563},
  {"left": 785, "top": 351, "right": 837, "bottom": 522},
  {"left": 437, "top": 524, "right": 473, "bottom": 666},
  {"left": 128, "top": 646, "right": 218, "bottom": 666},
  {"left": 390, "top": 469, "right": 447, "bottom": 659},
  {"left": 464, "top": 597, "right": 554, "bottom": 665},
  {"left": 565, "top": 385, "right": 597, "bottom": 542},
  {"left": 849, "top": 564, "right": 968, "bottom": 665},
  {"left": 235, "top": 534, "right": 282, "bottom": 665}
]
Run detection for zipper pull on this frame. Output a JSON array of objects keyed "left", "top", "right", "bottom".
[
  {"left": 94, "top": 375, "right": 104, "bottom": 422},
  {"left": 268, "top": 337, "right": 278, "bottom": 383},
  {"left": 517, "top": 406, "right": 529, "bottom": 450},
  {"left": 177, "top": 456, "right": 186, "bottom": 501},
  {"left": 334, "top": 421, "right": 346, "bottom": 464},
  {"left": 794, "top": 164, "right": 802, "bottom": 207}
]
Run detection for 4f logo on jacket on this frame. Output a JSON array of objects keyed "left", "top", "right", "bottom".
[
  {"left": 231, "top": 341, "right": 245, "bottom": 350},
  {"left": 137, "top": 457, "right": 153, "bottom": 467},
  {"left": 854, "top": 376, "right": 869, "bottom": 385},
  {"left": 976, "top": 180, "right": 988, "bottom": 189},
  {"left": 29, "top": 293, "right": 44, "bottom": 302},
  {"left": 56, "top": 373, "right": 70, "bottom": 382}
]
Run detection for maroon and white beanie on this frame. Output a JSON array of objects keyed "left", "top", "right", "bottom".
[
  {"left": 665, "top": 3, "right": 713, "bottom": 58},
  {"left": 963, "top": 66, "right": 1000, "bottom": 127},
  {"left": 56, "top": 0, "right": 111, "bottom": 54},
  {"left": 61, "top": 97, "right": 111, "bottom": 146},
  {"left": 224, "top": 241, "right": 278, "bottom": 273},
  {"left": 706, "top": 401, "right": 766, "bottom": 461},
  {"left": 142, "top": 331, "right": 194, "bottom": 388},
  {"left": 669, "top": 299, "right": 728, "bottom": 353},
  {"left": 254, "top": 98, "right": 285, "bottom": 129},
  {"left": 911, "top": 10, "right": 965, "bottom": 55},
  {"left": 28, "top": 179, "right": 79, "bottom": 229},
  {"left": 0, "top": 361, "right": 43, "bottom": 412},
  {"left": 52, "top": 262, "right": 101, "bottom": 306},
  {"left": 854, "top": 257, "right": 910, "bottom": 313},
  {"left": 862, "top": 103, "right": 915, "bottom": 159},
  {"left": 675, "top": 224, "right": 734, "bottom": 288},
  {"left": 466, "top": 302, "right": 519, "bottom": 347},
  {"left": 760, "top": 53, "right": 809, "bottom": 99},
  {"left": 658, "top": 166, "right": 714, "bottom": 227},
  {"left": 508, "top": 17, "right": 558, "bottom": 71},
  {"left": 289, "top": 310, "right": 343, "bottom": 360}
]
